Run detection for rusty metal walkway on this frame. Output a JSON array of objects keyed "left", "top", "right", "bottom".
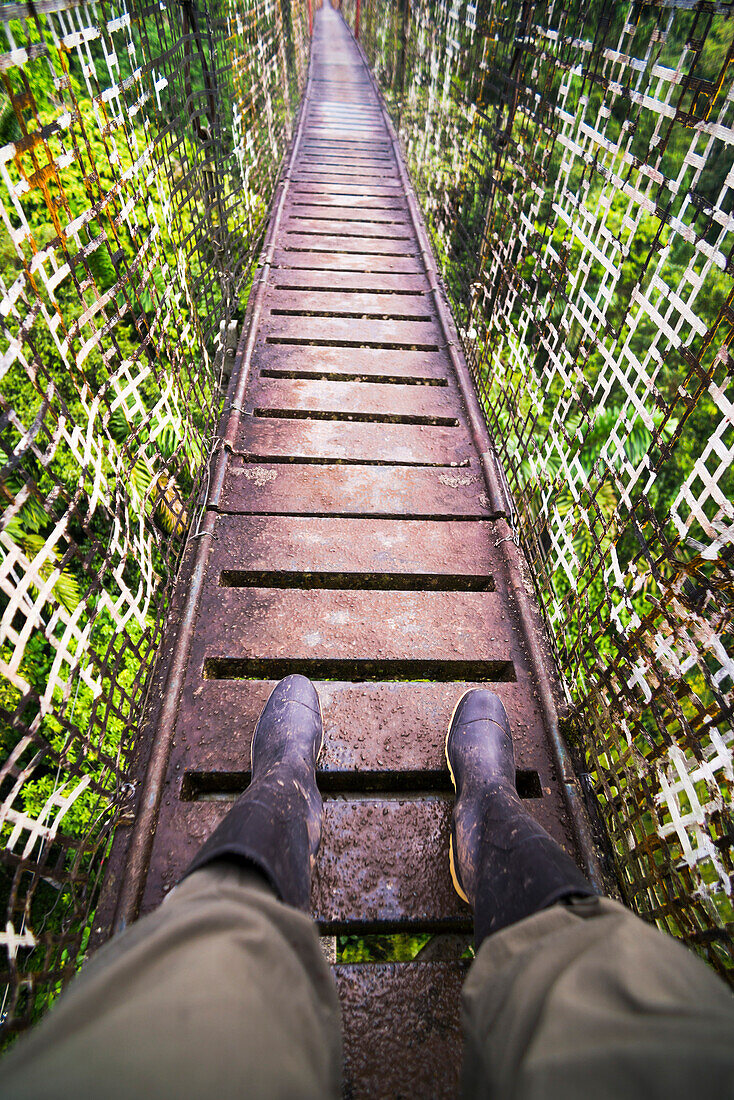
[{"left": 100, "top": 7, "right": 598, "bottom": 1096}]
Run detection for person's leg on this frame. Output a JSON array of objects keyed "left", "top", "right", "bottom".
[
  {"left": 2, "top": 676, "right": 341, "bottom": 1100},
  {"left": 446, "top": 689, "right": 734, "bottom": 1100},
  {"left": 462, "top": 893, "right": 734, "bottom": 1100},
  {"left": 2, "top": 864, "right": 341, "bottom": 1100}
]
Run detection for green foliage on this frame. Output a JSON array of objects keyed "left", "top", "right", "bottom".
[
  {"left": 336, "top": 933, "right": 433, "bottom": 962},
  {"left": 395, "top": 3, "right": 727, "bottom": 637},
  {"left": 0, "top": 96, "right": 21, "bottom": 146},
  {"left": 0, "top": 10, "right": 221, "bottom": 963},
  {"left": 0, "top": 0, "right": 312, "bottom": 1037},
  {"left": 351, "top": 0, "right": 734, "bottom": 956}
]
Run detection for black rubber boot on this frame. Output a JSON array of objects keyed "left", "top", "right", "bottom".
[
  {"left": 446, "top": 688, "right": 595, "bottom": 946},
  {"left": 182, "top": 674, "right": 323, "bottom": 911}
]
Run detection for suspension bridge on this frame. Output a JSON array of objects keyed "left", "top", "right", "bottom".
[
  {"left": 93, "top": 9, "right": 600, "bottom": 1095},
  {"left": 1, "top": 1, "right": 731, "bottom": 1095}
]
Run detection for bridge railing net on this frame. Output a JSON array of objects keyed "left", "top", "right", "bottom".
[
  {"left": 342, "top": 0, "right": 734, "bottom": 977},
  {"left": 0, "top": 0, "right": 308, "bottom": 1033}
]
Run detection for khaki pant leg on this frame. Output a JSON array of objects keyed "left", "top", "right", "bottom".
[
  {"left": 462, "top": 896, "right": 734, "bottom": 1100},
  {"left": 2, "top": 864, "right": 342, "bottom": 1100}
]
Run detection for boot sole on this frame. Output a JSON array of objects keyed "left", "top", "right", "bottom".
[
  {"left": 445, "top": 688, "right": 473, "bottom": 906},
  {"left": 314, "top": 691, "right": 324, "bottom": 763}
]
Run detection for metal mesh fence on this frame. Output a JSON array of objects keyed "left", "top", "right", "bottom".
[
  {"left": 0, "top": 0, "right": 308, "bottom": 1033},
  {"left": 342, "top": 0, "right": 734, "bottom": 978}
]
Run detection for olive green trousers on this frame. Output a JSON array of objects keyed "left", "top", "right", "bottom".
[{"left": 3, "top": 864, "right": 734, "bottom": 1098}]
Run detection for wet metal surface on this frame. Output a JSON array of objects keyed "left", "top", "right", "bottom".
[
  {"left": 142, "top": 791, "right": 570, "bottom": 925},
  {"left": 265, "top": 289, "right": 429, "bottom": 316},
  {"left": 163, "top": 678, "right": 559, "bottom": 786},
  {"left": 246, "top": 377, "right": 465, "bottom": 420},
  {"left": 237, "top": 416, "right": 474, "bottom": 465},
  {"left": 141, "top": 797, "right": 470, "bottom": 926},
  {"left": 221, "top": 462, "right": 494, "bottom": 515},
  {"left": 261, "top": 314, "right": 444, "bottom": 345},
  {"left": 193, "top": 587, "right": 516, "bottom": 666},
  {"left": 267, "top": 268, "right": 427, "bottom": 291},
  {"left": 120, "top": 8, "right": 590, "bottom": 1097},
  {"left": 250, "top": 342, "right": 450, "bottom": 379},
  {"left": 207, "top": 515, "right": 497, "bottom": 574},
  {"left": 336, "top": 962, "right": 466, "bottom": 1099},
  {"left": 271, "top": 248, "right": 423, "bottom": 273}
]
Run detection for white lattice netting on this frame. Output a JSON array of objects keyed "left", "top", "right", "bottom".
[
  {"left": 344, "top": 0, "right": 733, "bottom": 978},
  {"left": 0, "top": 0, "right": 308, "bottom": 1032}
]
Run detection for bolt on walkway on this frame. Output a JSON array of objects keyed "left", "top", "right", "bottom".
[{"left": 100, "top": 8, "right": 596, "bottom": 1097}]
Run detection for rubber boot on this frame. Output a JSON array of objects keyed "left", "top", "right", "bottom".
[
  {"left": 446, "top": 688, "right": 594, "bottom": 946},
  {"left": 182, "top": 674, "right": 323, "bottom": 912}
]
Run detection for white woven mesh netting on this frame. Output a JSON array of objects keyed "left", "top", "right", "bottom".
[
  {"left": 344, "top": 0, "right": 733, "bottom": 978},
  {"left": 0, "top": 0, "right": 308, "bottom": 1031}
]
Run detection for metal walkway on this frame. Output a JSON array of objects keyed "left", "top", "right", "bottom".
[{"left": 99, "top": 8, "right": 596, "bottom": 1096}]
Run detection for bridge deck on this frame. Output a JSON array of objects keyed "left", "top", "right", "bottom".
[{"left": 100, "top": 9, "right": 595, "bottom": 1096}]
